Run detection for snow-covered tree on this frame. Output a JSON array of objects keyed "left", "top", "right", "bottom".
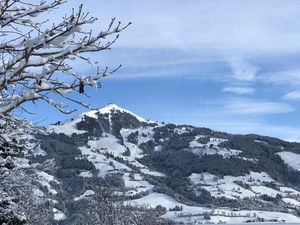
[
  {"left": 0, "top": 0, "right": 129, "bottom": 152},
  {"left": 0, "top": 2, "right": 129, "bottom": 223},
  {"left": 72, "top": 186, "right": 172, "bottom": 225}
]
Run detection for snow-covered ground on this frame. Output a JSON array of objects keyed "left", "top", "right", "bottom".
[
  {"left": 32, "top": 144, "right": 47, "bottom": 156},
  {"left": 79, "top": 171, "right": 93, "bottom": 178},
  {"left": 254, "top": 140, "right": 268, "bottom": 145},
  {"left": 126, "top": 192, "right": 188, "bottom": 210},
  {"left": 127, "top": 192, "right": 300, "bottom": 224},
  {"left": 251, "top": 185, "right": 281, "bottom": 197},
  {"left": 78, "top": 129, "right": 164, "bottom": 179},
  {"left": 123, "top": 172, "right": 153, "bottom": 196},
  {"left": 187, "top": 147, "right": 241, "bottom": 158},
  {"left": 140, "top": 169, "right": 165, "bottom": 177},
  {"left": 91, "top": 104, "right": 148, "bottom": 122},
  {"left": 53, "top": 208, "right": 66, "bottom": 221},
  {"left": 86, "top": 134, "right": 128, "bottom": 156},
  {"left": 188, "top": 136, "right": 243, "bottom": 159},
  {"left": 47, "top": 117, "right": 87, "bottom": 136},
  {"left": 189, "top": 136, "right": 228, "bottom": 149},
  {"left": 280, "top": 187, "right": 300, "bottom": 197},
  {"left": 121, "top": 126, "right": 155, "bottom": 145},
  {"left": 277, "top": 151, "right": 300, "bottom": 171},
  {"left": 164, "top": 210, "right": 300, "bottom": 224},
  {"left": 36, "top": 171, "right": 59, "bottom": 195},
  {"left": 188, "top": 171, "right": 291, "bottom": 200},
  {"left": 80, "top": 143, "right": 130, "bottom": 178},
  {"left": 74, "top": 190, "right": 95, "bottom": 201},
  {"left": 282, "top": 198, "right": 300, "bottom": 206}
]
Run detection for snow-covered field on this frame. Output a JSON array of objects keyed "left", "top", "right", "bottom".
[
  {"left": 189, "top": 136, "right": 228, "bottom": 149},
  {"left": 126, "top": 192, "right": 188, "bottom": 210},
  {"left": 36, "top": 171, "right": 59, "bottom": 195},
  {"left": 74, "top": 190, "right": 95, "bottom": 201},
  {"left": 277, "top": 151, "right": 300, "bottom": 171},
  {"left": 188, "top": 171, "right": 284, "bottom": 200},
  {"left": 128, "top": 192, "right": 300, "bottom": 224},
  {"left": 187, "top": 147, "right": 241, "bottom": 158},
  {"left": 164, "top": 210, "right": 300, "bottom": 224},
  {"left": 53, "top": 208, "right": 66, "bottom": 221},
  {"left": 188, "top": 136, "right": 250, "bottom": 160},
  {"left": 47, "top": 118, "right": 87, "bottom": 136},
  {"left": 123, "top": 172, "right": 153, "bottom": 196},
  {"left": 121, "top": 127, "right": 155, "bottom": 145}
]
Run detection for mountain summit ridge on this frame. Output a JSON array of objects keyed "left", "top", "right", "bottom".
[{"left": 83, "top": 103, "right": 148, "bottom": 122}]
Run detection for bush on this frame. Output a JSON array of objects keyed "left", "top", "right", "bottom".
[
  {"left": 197, "top": 136, "right": 210, "bottom": 144},
  {"left": 139, "top": 140, "right": 155, "bottom": 155},
  {"left": 77, "top": 115, "right": 103, "bottom": 137},
  {"left": 60, "top": 157, "right": 95, "bottom": 170},
  {"left": 128, "top": 131, "right": 139, "bottom": 145},
  {"left": 105, "top": 173, "right": 125, "bottom": 188},
  {"left": 122, "top": 147, "right": 131, "bottom": 156},
  {"left": 169, "top": 205, "right": 183, "bottom": 211}
]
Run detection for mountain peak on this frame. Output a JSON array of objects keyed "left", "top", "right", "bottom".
[
  {"left": 84, "top": 103, "right": 147, "bottom": 122},
  {"left": 99, "top": 103, "right": 128, "bottom": 113},
  {"left": 48, "top": 103, "right": 150, "bottom": 136}
]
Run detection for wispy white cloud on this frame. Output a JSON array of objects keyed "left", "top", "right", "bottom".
[
  {"left": 199, "top": 120, "right": 300, "bottom": 142},
  {"left": 222, "top": 57, "right": 258, "bottom": 97},
  {"left": 223, "top": 86, "right": 255, "bottom": 95},
  {"left": 227, "top": 58, "right": 259, "bottom": 82},
  {"left": 283, "top": 90, "right": 300, "bottom": 100},
  {"left": 260, "top": 69, "right": 300, "bottom": 86},
  {"left": 223, "top": 98, "right": 294, "bottom": 115},
  {"left": 75, "top": 0, "right": 300, "bottom": 54},
  {"left": 52, "top": 1, "right": 300, "bottom": 84}
]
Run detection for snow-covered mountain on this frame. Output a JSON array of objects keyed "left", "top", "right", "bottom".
[{"left": 10, "top": 104, "right": 300, "bottom": 224}]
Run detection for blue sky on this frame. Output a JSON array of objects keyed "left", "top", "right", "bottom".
[{"left": 25, "top": 0, "right": 300, "bottom": 141}]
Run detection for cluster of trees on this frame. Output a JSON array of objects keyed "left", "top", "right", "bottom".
[
  {"left": 139, "top": 122, "right": 300, "bottom": 208},
  {"left": 153, "top": 124, "right": 216, "bottom": 151},
  {"left": 221, "top": 136, "right": 300, "bottom": 186},
  {"left": 14, "top": 184, "right": 177, "bottom": 225},
  {"left": 77, "top": 115, "right": 103, "bottom": 137},
  {"left": 67, "top": 187, "right": 175, "bottom": 225},
  {"left": 139, "top": 140, "right": 156, "bottom": 155},
  {"left": 127, "top": 131, "right": 139, "bottom": 145},
  {"left": 111, "top": 111, "right": 144, "bottom": 142}
]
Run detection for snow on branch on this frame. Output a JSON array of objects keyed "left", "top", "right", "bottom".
[
  {"left": 0, "top": 0, "right": 130, "bottom": 116},
  {"left": 0, "top": 0, "right": 130, "bottom": 156}
]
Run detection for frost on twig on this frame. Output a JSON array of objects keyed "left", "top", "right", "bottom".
[
  {"left": 0, "top": 0, "right": 129, "bottom": 153},
  {"left": 0, "top": 0, "right": 130, "bottom": 116},
  {"left": 0, "top": 2, "right": 130, "bottom": 222}
]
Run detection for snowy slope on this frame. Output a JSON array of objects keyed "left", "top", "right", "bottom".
[
  {"left": 277, "top": 151, "right": 300, "bottom": 171},
  {"left": 27, "top": 104, "right": 300, "bottom": 224}
]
